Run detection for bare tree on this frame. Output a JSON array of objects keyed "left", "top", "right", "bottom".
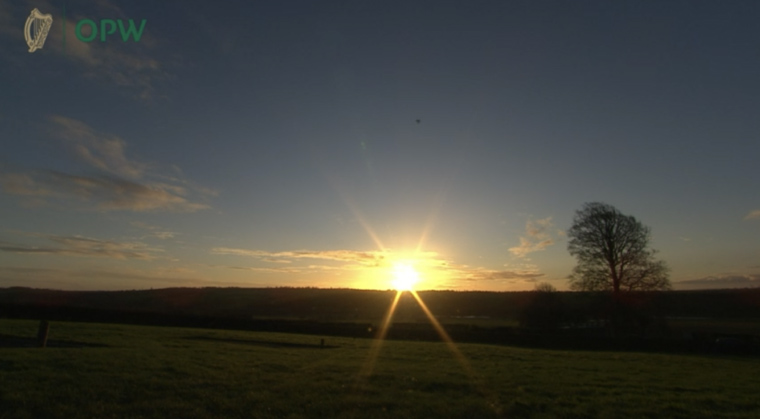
[
  {"left": 567, "top": 202, "right": 670, "bottom": 295},
  {"left": 533, "top": 282, "right": 557, "bottom": 293}
]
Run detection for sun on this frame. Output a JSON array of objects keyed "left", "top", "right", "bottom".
[{"left": 391, "top": 262, "right": 419, "bottom": 291}]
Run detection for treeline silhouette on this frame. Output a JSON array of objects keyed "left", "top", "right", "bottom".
[
  {"left": 2, "top": 287, "right": 759, "bottom": 355},
  {"left": 2, "top": 286, "right": 759, "bottom": 320}
]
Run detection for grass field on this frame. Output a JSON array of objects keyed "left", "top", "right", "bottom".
[{"left": 1, "top": 319, "right": 759, "bottom": 418}]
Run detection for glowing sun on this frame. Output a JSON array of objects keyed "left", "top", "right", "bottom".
[{"left": 391, "top": 262, "right": 419, "bottom": 291}]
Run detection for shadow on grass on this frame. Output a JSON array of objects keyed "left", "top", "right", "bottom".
[
  {"left": 184, "top": 335, "right": 338, "bottom": 349},
  {"left": 0, "top": 334, "right": 110, "bottom": 348}
]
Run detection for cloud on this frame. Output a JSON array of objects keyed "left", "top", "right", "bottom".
[
  {"left": 2, "top": 117, "right": 213, "bottom": 213},
  {"left": 1, "top": 171, "right": 208, "bottom": 212},
  {"left": 150, "top": 231, "right": 176, "bottom": 240},
  {"left": 262, "top": 258, "right": 292, "bottom": 264},
  {"left": 0, "top": 1, "right": 165, "bottom": 101},
  {"left": 130, "top": 221, "right": 154, "bottom": 229},
  {"left": 211, "top": 246, "right": 546, "bottom": 288},
  {"left": 0, "top": 233, "right": 162, "bottom": 260},
  {"left": 211, "top": 247, "right": 391, "bottom": 280},
  {"left": 0, "top": 173, "right": 52, "bottom": 196},
  {"left": 222, "top": 262, "right": 369, "bottom": 275},
  {"left": 49, "top": 115, "right": 145, "bottom": 178},
  {"left": 212, "top": 248, "right": 388, "bottom": 266},
  {"left": 226, "top": 266, "right": 303, "bottom": 274},
  {"left": 509, "top": 237, "right": 554, "bottom": 258},
  {"left": 130, "top": 221, "right": 177, "bottom": 239},
  {"left": 744, "top": 210, "right": 760, "bottom": 220},
  {"left": 509, "top": 217, "right": 556, "bottom": 258},
  {"left": 447, "top": 263, "right": 545, "bottom": 283},
  {"left": 0, "top": 266, "right": 225, "bottom": 290},
  {"left": 39, "top": 0, "right": 165, "bottom": 100}
]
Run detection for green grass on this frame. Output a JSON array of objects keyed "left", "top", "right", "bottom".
[{"left": 1, "top": 319, "right": 759, "bottom": 418}]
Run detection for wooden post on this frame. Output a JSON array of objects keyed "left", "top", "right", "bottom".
[{"left": 37, "top": 320, "right": 49, "bottom": 348}]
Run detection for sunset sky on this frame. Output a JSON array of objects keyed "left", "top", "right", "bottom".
[{"left": 1, "top": 0, "right": 758, "bottom": 291}]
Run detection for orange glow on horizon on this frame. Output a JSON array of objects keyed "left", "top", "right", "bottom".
[{"left": 346, "top": 249, "right": 453, "bottom": 291}]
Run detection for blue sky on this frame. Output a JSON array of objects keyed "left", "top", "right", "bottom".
[{"left": 1, "top": 0, "right": 758, "bottom": 291}]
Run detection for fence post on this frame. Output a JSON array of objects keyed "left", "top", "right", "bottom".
[{"left": 37, "top": 320, "right": 49, "bottom": 348}]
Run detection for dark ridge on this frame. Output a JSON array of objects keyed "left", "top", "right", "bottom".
[{"left": 1, "top": 287, "right": 759, "bottom": 320}]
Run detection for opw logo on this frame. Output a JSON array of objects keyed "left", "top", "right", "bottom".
[
  {"left": 75, "top": 18, "right": 147, "bottom": 43},
  {"left": 23, "top": 7, "right": 147, "bottom": 53}
]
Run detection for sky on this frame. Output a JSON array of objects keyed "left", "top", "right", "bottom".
[{"left": 0, "top": 0, "right": 758, "bottom": 292}]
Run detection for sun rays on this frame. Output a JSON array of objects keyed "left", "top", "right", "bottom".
[
  {"left": 326, "top": 168, "right": 499, "bottom": 412},
  {"left": 352, "top": 265, "right": 501, "bottom": 412},
  {"left": 353, "top": 287, "right": 501, "bottom": 414}
]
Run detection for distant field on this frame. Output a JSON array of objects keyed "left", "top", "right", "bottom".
[{"left": 1, "top": 319, "right": 759, "bottom": 418}]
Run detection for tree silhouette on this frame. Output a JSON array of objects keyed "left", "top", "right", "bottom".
[
  {"left": 567, "top": 202, "right": 671, "bottom": 295},
  {"left": 533, "top": 282, "right": 557, "bottom": 293}
]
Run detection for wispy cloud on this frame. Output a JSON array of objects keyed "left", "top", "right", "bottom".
[
  {"left": 50, "top": 115, "right": 145, "bottom": 178},
  {"left": 224, "top": 262, "right": 368, "bottom": 275},
  {"left": 0, "top": 173, "right": 52, "bottom": 196},
  {"left": 509, "top": 217, "right": 556, "bottom": 258},
  {"left": 442, "top": 259, "right": 545, "bottom": 283},
  {"left": 1, "top": 171, "right": 208, "bottom": 212},
  {"left": 457, "top": 267, "right": 544, "bottom": 282},
  {"left": 39, "top": 0, "right": 165, "bottom": 100},
  {"left": 1, "top": 117, "right": 212, "bottom": 212},
  {"left": 744, "top": 210, "right": 760, "bottom": 220},
  {"left": 213, "top": 246, "right": 545, "bottom": 288},
  {"left": 212, "top": 248, "right": 388, "bottom": 266},
  {"left": 0, "top": 266, "right": 231, "bottom": 290},
  {"left": 262, "top": 258, "right": 292, "bottom": 264},
  {"left": 130, "top": 221, "right": 177, "bottom": 240},
  {"left": 150, "top": 231, "right": 176, "bottom": 240},
  {"left": 226, "top": 265, "right": 303, "bottom": 274},
  {"left": 0, "top": 233, "right": 162, "bottom": 260},
  {"left": 0, "top": 1, "right": 166, "bottom": 100}
]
